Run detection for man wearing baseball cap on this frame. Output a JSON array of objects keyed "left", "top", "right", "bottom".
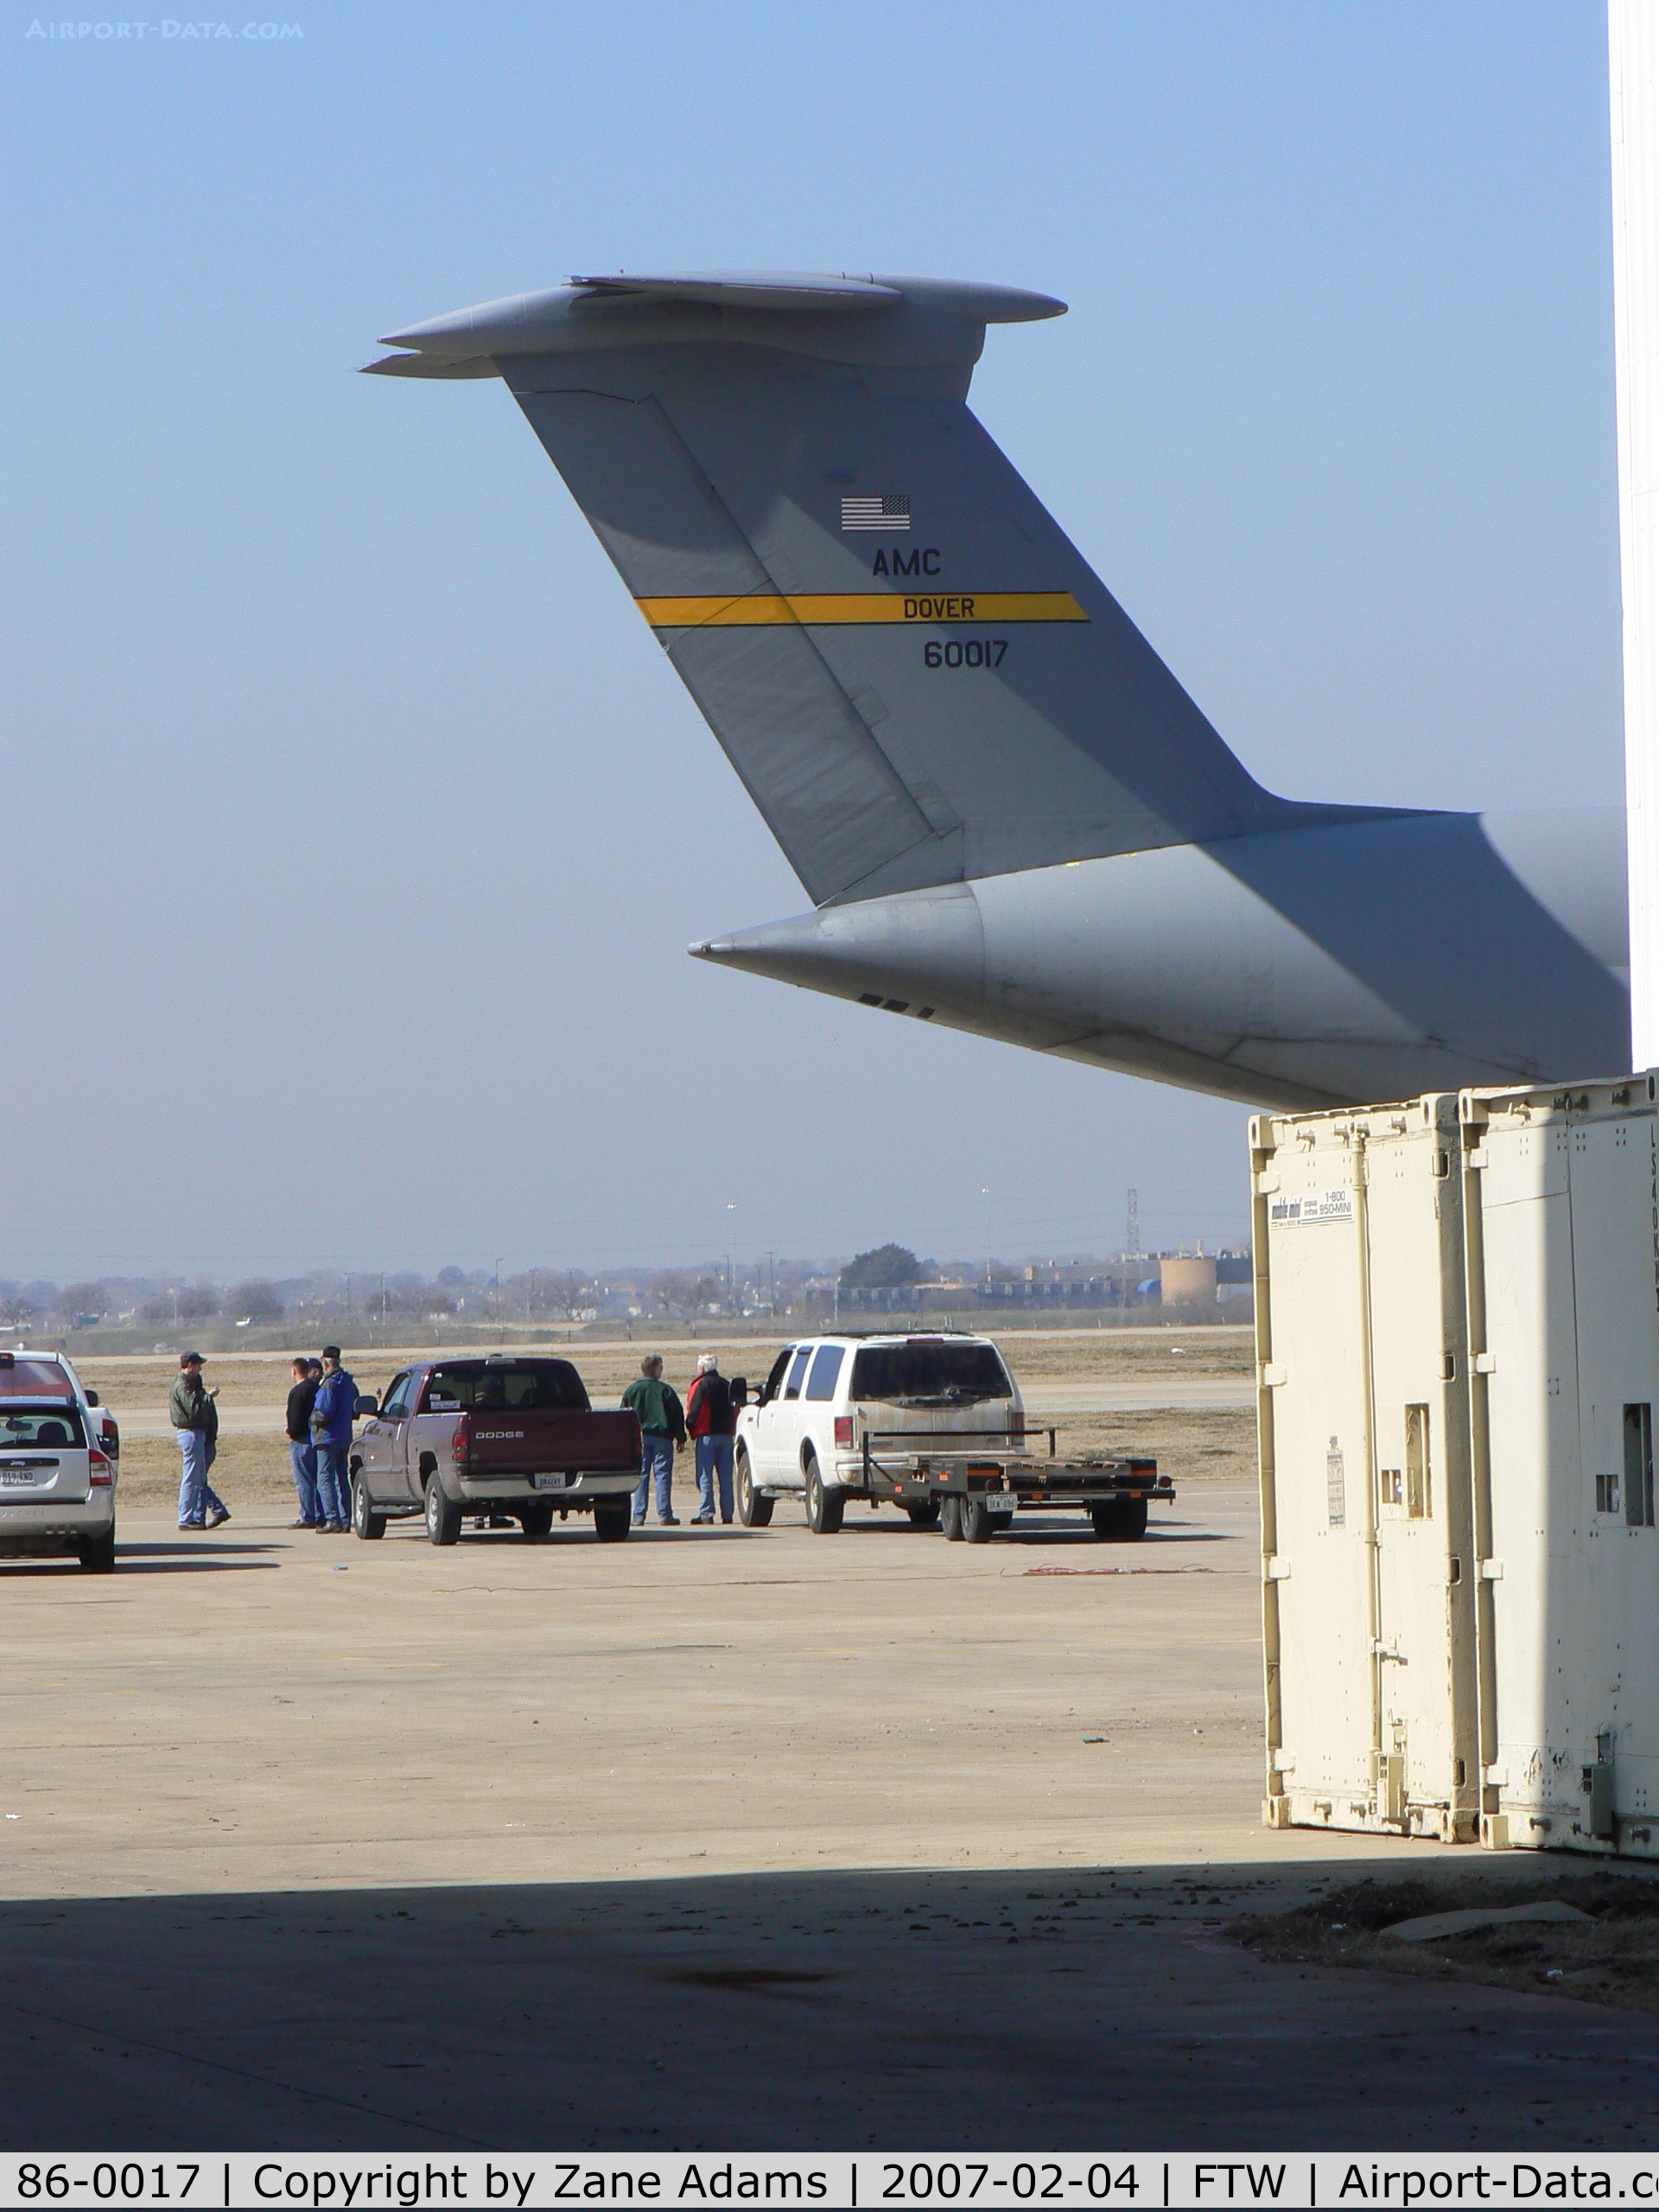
[
  {"left": 685, "top": 1351, "right": 738, "bottom": 1526},
  {"left": 170, "top": 1351, "right": 229, "bottom": 1531}
]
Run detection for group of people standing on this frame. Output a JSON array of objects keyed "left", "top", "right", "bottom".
[
  {"left": 175, "top": 1342, "right": 740, "bottom": 1537},
  {"left": 284, "top": 1348, "right": 361, "bottom": 1530},
  {"left": 169, "top": 1345, "right": 362, "bottom": 1532},
  {"left": 621, "top": 1351, "right": 741, "bottom": 1526}
]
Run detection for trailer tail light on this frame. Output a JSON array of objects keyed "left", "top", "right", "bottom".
[
  {"left": 834, "top": 1416, "right": 854, "bottom": 1448},
  {"left": 88, "top": 1448, "right": 113, "bottom": 1487},
  {"left": 451, "top": 1414, "right": 471, "bottom": 1469}
]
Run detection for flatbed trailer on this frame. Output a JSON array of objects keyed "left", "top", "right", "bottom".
[{"left": 859, "top": 1427, "right": 1173, "bottom": 1543}]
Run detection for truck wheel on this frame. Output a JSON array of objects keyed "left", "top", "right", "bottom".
[
  {"left": 518, "top": 1502, "right": 555, "bottom": 1539},
  {"left": 735, "top": 1446, "right": 773, "bottom": 1528},
  {"left": 353, "top": 1478, "right": 386, "bottom": 1541},
  {"left": 941, "top": 1494, "right": 964, "bottom": 1541},
  {"left": 77, "top": 1524, "right": 116, "bottom": 1573},
  {"left": 1090, "top": 1497, "right": 1147, "bottom": 1541},
  {"left": 960, "top": 1495, "right": 996, "bottom": 1544},
  {"left": 425, "top": 1476, "right": 461, "bottom": 1547},
  {"left": 804, "top": 1454, "right": 843, "bottom": 1535},
  {"left": 906, "top": 1499, "right": 941, "bottom": 1529},
  {"left": 594, "top": 1499, "right": 632, "bottom": 1543}
]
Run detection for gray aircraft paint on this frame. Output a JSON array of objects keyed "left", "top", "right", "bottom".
[{"left": 369, "top": 270, "right": 1632, "bottom": 1110}]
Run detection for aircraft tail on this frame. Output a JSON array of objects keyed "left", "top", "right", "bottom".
[{"left": 369, "top": 272, "right": 1306, "bottom": 906}]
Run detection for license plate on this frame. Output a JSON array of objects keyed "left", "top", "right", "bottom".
[
  {"left": 531, "top": 1472, "right": 569, "bottom": 1492},
  {"left": 984, "top": 1491, "right": 1017, "bottom": 1513},
  {"left": 1, "top": 1471, "right": 39, "bottom": 1486}
]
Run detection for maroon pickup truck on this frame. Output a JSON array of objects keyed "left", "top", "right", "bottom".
[{"left": 348, "top": 1356, "right": 640, "bottom": 1545}]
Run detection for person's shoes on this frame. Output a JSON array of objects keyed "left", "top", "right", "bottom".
[
  {"left": 693, "top": 1512, "right": 715, "bottom": 1524},
  {"left": 177, "top": 1520, "right": 205, "bottom": 1531},
  {"left": 659, "top": 1515, "right": 680, "bottom": 1526},
  {"left": 289, "top": 1518, "right": 317, "bottom": 1529},
  {"left": 631, "top": 1516, "right": 645, "bottom": 1528},
  {"left": 327, "top": 1521, "right": 348, "bottom": 1534},
  {"left": 313, "top": 1521, "right": 332, "bottom": 1534},
  {"left": 207, "top": 1506, "right": 231, "bottom": 1529},
  {"left": 721, "top": 1517, "right": 734, "bottom": 1525}
]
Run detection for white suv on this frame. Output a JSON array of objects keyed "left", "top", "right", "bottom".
[
  {"left": 0, "top": 1350, "right": 118, "bottom": 1572},
  {"left": 734, "top": 1332, "right": 1023, "bottom": 1535}
]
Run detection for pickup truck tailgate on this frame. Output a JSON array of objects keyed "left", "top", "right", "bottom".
[{"left": 465, "top": 1408, "right": 640, "bottom": 1477}]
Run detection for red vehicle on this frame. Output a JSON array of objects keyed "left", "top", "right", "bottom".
[{"left": 347, "top": 1355, "right": 640, "bottom": 1545}]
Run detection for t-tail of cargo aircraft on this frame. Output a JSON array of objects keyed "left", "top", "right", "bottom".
[{"left": 368, "top": 270, "right": 1630, "bottom": 1109}]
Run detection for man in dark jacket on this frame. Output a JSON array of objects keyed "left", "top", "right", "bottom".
[
  {"left": 685, "top": 1352, "right": 738, "bottom": 1525},
  {"left": 170, "top": 1351, "right": 229, "bottom": 1530},
  {"left": 285, "top": 1356, "right": 321, "bottom": 1529},
  {"left": 310, "top": 1344, "right": 359, "bottom": 1533},
  {"left": 621, "top": 1354, "right": 685, "bottom": 1526}
]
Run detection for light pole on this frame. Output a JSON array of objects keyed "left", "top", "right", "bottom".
[{"left": 982, "top": 1187, "right": 993, "bottom": 1294}]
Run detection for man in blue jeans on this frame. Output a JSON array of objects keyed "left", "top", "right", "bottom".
[
  {"left": 621, "top": 1354, "right": 685, "bottom": 1526},
  {"left": 310, "top": 1344, "right": 359, "bottom": 1533},
  {"left": 685, "top": 1352, "right": 738, "bottom": 1524},
  {"left": 284, "top": 1357, "right": 321, "bottom": 1527},
  {"left": 171, "top": 1351, "right": 229, "bottom": 1530}
]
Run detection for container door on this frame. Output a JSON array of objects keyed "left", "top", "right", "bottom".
[
  {"left": 1363, "top": 1123, "right": 1474, "bottom": 1829},
  {"left": 1561, "top": 1109, "right": 1659, "bottom": 1841},
  {"left": 1264, "top": 1141, "right": 1377, "bottom": 1810},
  {"left": 1479, "top": 1119, "right": 1580, "bottom": 1834}
]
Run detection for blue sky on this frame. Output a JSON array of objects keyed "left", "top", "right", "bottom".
[{"left": 3, "top": 3, "right": 1624, "bottom": 1278}]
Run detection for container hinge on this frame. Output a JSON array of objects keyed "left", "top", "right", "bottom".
[
  {"left": 1472, "top": 1352, "right": 1497, "bottom": 1375},
  {"left": 1261, "top": 1363, "right": 1287, "bottom": 1389},
  {"left": 1266, "top": 1554, "right": 1292, "bottom": 1580},
  {"left": 1255, "top": 1170, "right": 1281, "bottom": 1197},
  {"left": 1482, "top": 1763, "right": 1509, "bottom": 1787},
  {"left": 1480, "top": 1558, "right": 1504, "bottom": 1580},
  {"left": 1270, "top": 1749, "right": 1295, "bottom": 1774},
  {"left": 1466, "top": 1146, "right": 1490, "bottom": 1170},
  {"left": 1370, "top": 1641, "right": 1407, "bottom": 1662}
]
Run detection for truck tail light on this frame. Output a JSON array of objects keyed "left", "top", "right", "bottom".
[
  {"left": 1009, "top": 1413, "right": 1026, "bottom": 1440},
  {"left": 88, "top": 1447, "right": 113, "bottom": 1487},
  {"left": 834, "top": 1416, "right": 854, "bottom": 1448},
  {"left": 451, "top": 1414, "right": 471, "bottom": 1469}
]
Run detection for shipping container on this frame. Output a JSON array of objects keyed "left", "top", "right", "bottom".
[
  {"left": 1253, "top": 1074, "right": 1659, "bottom": 1858},
  {"left": 1252, "top": 1094, "right": 1479, "bottom": 1842}
]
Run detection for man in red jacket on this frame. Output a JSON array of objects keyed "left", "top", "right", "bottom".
[{"left": 685, "top": 1352, "right": 737, "bottom": 1525}]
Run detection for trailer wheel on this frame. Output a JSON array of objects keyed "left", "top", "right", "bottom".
[
  {"left": 735, "top": 1446, "right": 772, "bottom": 1527},
  {"left": 941, "top": 1494, "right": 964, "bottom": 1541},
  {"left": 804, "top": 1454, "right": 843, "bottom": 1535},
  {"left": 960, "top": 1495, "right": 997, "bottom": 1544},
  {"left": 1090, "top": 1496, "right": 1148, "bottom": 1541},
  {"left": 425, "top": 1476, "right": 461, "bottom": 1547},
  {"left": 906, "top": 1499, "right": 941, "bottom": 1529}
]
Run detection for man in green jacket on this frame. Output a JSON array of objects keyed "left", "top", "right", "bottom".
[
  {"left": 622, "top": 1354, "right": 685, "bottom": 1527},
  {"left": 170, "top": 1351, "right": 229, "bottom": 1530}
]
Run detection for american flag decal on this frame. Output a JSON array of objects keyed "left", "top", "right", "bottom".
[{"left": 841, "top": 493, "right": 911, "bottom": 532}]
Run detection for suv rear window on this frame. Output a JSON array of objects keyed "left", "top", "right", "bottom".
[
  {"left": 420, "top": 1361, "right": 589, "bottom": 1414},
  {"left": 2, "top": 1407, "right": 86, "bottom": 1449},
  {"left": 0, "top": 1359, "right": 73, "bottom": 1401},
  {"left": 849, "top": 1341, "right": 1012, "bottom": 1406}
]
